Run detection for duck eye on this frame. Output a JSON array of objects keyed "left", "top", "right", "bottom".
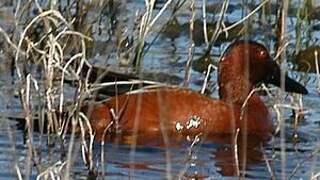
[{"left": 259, "top": 50, "right": 267, "bottom": 59}]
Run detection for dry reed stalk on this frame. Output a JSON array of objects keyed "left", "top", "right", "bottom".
[
  {"left": 64, "top": 116, "right": 78, "bottom": 179},
  {"left": 222, "top": 0, "right": 268, "bottom": 33},
  {"left": 201, "top": 64, "right": 217, "bottom": 94},
  {"left": 238, "top": 86, "right": 265, "bottom": 178},
  {"left": 79, "top": 112, "right": 95, "bottom": 172},
  {"left": 208, "top": 0, "right": 228, "bottom": 44},
  {"left": 202, "top": 0, "right": 208, "bottom": 45},
  {"left": 275, "top": 0, "right": 289, "bottom": 179},
  {"left": 292, "top": 94, "right": 306, "bottom": 139},
  {"left": 128, "top": 93, "right": 143, "bottom": 178},
  {"left": 100, "top": 121, "right": 114, "bottom": 178},
  {"left": 315, "top": 50, "right": 320, "bottom": 92},
  {"left": 201, "top": 0, "right": 227, "bottom": 57},
  {"left": 0, "top": 0, "right": 112, "bottom": 178},
  {"left": 261, "top": 143, "right": 276, "bottom": 180},
  {"left": 7, "top": 0, "right": 94, "bottom": 177},
  {"left": 159, "top": 92, "right": 174, "bottom": 180},
  {"left": 144, "top": 0, "right": 187, "bottom": 55},
  {"left": 0, "top": 27, "right": 24, "bottom": 54},
  {"left": 183, "top": 0, "right": 196, "bottom": 87},
  {"left": 36, "top": 161, "right": 67, "bottom": 180},
  {"left": 24, "top": 74, "right": 40, "bottom": 179},
  {"left": 233, "top": 128, "right": 240, "bottom": 177},
  {"left": 273, "top": 103, "right": 307, "bottom": 134},
  {"left": 14, "top": 9, "right": 68, "bottom": 135},
  {"left": 134, "top": 0, "right": 173, "bottom": 71},
  {"left": 89, "top": 79, "right": 164, "bottom": 93},
  {"left": 203, "top": 0, "right": 268, "bottom": 57}
]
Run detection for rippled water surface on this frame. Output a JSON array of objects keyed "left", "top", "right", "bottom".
[{"left": 0, "top": 0, "right": 320, "bottom": 179}]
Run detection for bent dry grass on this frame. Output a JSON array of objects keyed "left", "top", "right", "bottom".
[
  {"left": 0, "top": 0, "right": 317, "bottom": 179},
  {"left": 1, "top": 1, "right": 97, "bottom": 178}
]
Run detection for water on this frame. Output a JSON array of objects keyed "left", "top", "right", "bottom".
[{"left": 0, "top": 0, "right": 320, "bottom": 179}]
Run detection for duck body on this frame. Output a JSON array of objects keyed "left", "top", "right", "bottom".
[
  {"left": 86, "top": 40, "right": 308, "bottom": 139},
  {"left": 88, "top": 88, "right": 272, "bottom": 136}
]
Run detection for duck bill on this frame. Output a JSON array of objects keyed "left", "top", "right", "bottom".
[
  {"left": 264, "top": 60, "right": 308, "bottom": 94},
  {"left": 268, "top": 73, "right": 308, "bottom": 95},
  {"left": 283, "top": 75, "right": 308, "bottom": 94}
]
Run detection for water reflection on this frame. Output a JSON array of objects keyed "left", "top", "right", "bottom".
[{"left": 98, "top": 131, "right": 269, "bottom": 178}]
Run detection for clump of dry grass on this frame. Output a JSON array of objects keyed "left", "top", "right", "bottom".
[
  {"left": 0, "top": 0, "right": 104, "bottom": 178},
  {"left": 0, "top": 0, "right": 316, "bottom": 179},
  {"left": 0, "top": 0, "right": 188, "bottom": 178}
]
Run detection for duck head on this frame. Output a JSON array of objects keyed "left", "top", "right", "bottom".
[{"left": 218, "top": 40, "right": 308, "bottom": 104}]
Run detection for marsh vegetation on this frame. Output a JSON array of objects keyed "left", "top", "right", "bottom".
[{"left": 0, "top": 0, "right": 319, "bottom": 179}]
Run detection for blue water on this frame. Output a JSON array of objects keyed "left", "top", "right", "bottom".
[{"left": 0, "top": 0, "right": 320, "bottom": 179}]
